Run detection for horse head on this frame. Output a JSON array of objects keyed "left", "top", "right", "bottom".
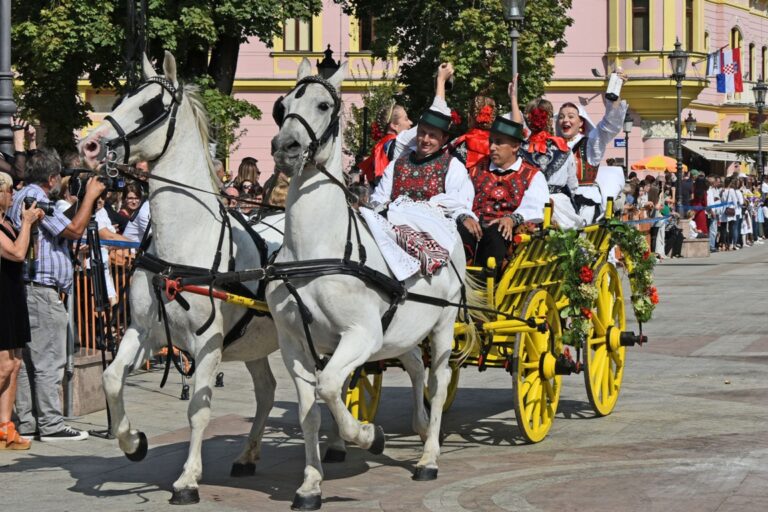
[
  {"left": 271, "top": 58, "right": 347, "bottom": 177},
  {"left": 80, "top": 51, "right": 183, "bottom": 169}
]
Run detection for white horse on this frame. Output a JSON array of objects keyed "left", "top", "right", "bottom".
[
  {"left": 79, "top": 52, "right": 283, "bottom": 504},
  {"left": 267, "top": 59, "right": 476, "bottom": 510}
]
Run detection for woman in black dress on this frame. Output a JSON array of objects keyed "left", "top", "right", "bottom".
[{"left": 0, "top": 171, "right": 43, "bottom": 450}]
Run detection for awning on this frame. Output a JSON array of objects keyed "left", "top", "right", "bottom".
[
  {"left": 683, "top": 140, "right": 749, "bottom": 162},
  {"left": 706, "top": 135, "right": 767, "bottom": 154}
]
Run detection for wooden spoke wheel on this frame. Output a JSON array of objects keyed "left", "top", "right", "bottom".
[
  {"left": 583, "top": 262, "right": 627, "bottom": 417},
  {"left": 424, "top": 359, "right": 461, "bottom": 413},
  {"left": 513, "top": 289, "right": 562, "bottom": 444},
  {"left": 344, "top": 370, "right": 383, "bottom": 423}
]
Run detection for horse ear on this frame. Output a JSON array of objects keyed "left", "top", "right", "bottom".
[
  {"left": 163, "top": 51, "right": 178, "bottom": 85},
  {"left": 328, "top": 61, "right": 347, "bottom": 91},
  {"left": 297, "top": 58, "right": 312, "bottom": 80},
  {"left": 141, "top": 54, "right": 156, "bottom": 80}
]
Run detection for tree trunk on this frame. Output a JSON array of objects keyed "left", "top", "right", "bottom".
[{"left": 208, "top": 33, "right": 240, "bottom": 95}]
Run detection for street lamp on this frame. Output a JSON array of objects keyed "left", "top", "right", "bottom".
[
  {"left": 685, "top": 111, "right": 697, "bottom": 138},
  {"left": 623, "top": 111, "right": 633, "bottom": 178},
  {"left": 316, "top": 45, "right": 340, "bottom": 80},
  {"left": 0, "top": 0, "right": 16, "bottom": 156},
  {"left": 502, "top": 0, "right": 527, "bottom": 78},
  {"left": 669, "top": 38, "right": 689, "bottom": 213},
  {"left": 753, "top": 77, "right": 767, "bottom": 185}
]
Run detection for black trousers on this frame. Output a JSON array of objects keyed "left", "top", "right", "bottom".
[
  {"left": 458, "top": 221, "right": 510, "bottom": 277},
  {"left": 665, "top": 226, "right": 684, "bottom": 257}
]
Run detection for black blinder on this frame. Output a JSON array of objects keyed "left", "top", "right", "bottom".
[
  {"left": 272, "top": 95, "right": 286, "bottom": 127},
  {"left": 139, "top": 92, "right": 166, "bottom": 125}
]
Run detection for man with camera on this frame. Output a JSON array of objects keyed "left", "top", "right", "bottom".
[{"left": 8, "top": 149, "right": 105, "bottom": 441}]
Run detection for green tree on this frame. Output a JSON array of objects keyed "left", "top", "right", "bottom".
[
  {"left": 11, "top": 0, "right": 322, "bottom": 155},
  {"left": 335, "top": 0, "right": 573, "bottom": 120}
]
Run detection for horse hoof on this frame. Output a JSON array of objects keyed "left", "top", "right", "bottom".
[
  {"left": 125, "top": 432, "right": 148, "bottom": 462},
  {"left": 169, "top": 488, "right": 200, "bottom": 505},
  {"left": 367, "top": 425, "right": 385, "bottom": 455},
  {"left": 230, "top": 462, "right": 256, "bottom": 477},
  {"left": 322, "top": 448, "right": 346, "bottom": 463},
  {"left": 412, "top": 466, "right": 438, "bottom": 481},
  {"left": 291, "top": 493, "right": 322, "bottom": 511}
]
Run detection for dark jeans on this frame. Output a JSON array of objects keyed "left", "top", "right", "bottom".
[
  {"left": 665, "top": 226, "right": 684, "bottom": 257},
  {"left": 458, "top": 221, "right": 510, "bottom": 278}
]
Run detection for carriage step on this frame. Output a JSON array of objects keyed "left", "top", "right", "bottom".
[{"left": 620, "top": 331, "right": 648, "bottom": 347}]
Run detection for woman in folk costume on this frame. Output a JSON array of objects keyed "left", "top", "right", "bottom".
[
  {"left": 358, "top": 100, "right": 414, "bottom": 186},
  {"left": 556, "top": 73, "right": 629, "bottom": 223},
  {"left": 508, "top": 78, "right": 581, "bottom": 228},
  {"left": 450, "top": 96, "right": 495, "bottom": 175}
]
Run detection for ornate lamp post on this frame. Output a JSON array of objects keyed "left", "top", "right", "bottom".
[
  {"left": 502, "top": 0, "right": 527, "bottom": 78},
  {"left": 0, "top": 0, "right": 16, "bottom": 156},
  {"left": 623, "top": 111, "right": 633, "bottom": 178},
  {"left": 669, "top": 38, "right": 689, "bottom": 213},
  {"left": 685, "top": 111, "right": 697, "bottom": 139},
  {"left": 753, "top": 77, "right": 767, "bottom": 185},
  {"left": 317, "top": 44, "right": 340, "bottom": 80}
]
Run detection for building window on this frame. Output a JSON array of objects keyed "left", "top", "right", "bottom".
[
  {"left": 730, "top": 27, "right": 742, "bottom": 50},
  {"left": 749, "top": 43, "right": 755, "bottom": 81},
  {"left": 358, "top": 14, "right": 376, "bottom": 51},
  {"left": 762, "top": 46, "right": 767, "bottom": 80},
  {"left": 686, "top": 0, "right": 694, "bottom": 51},
  {"left": 283, "top": 18, "right": 312, "bottom": 52},
  {"left": 704, "top": 31, "right": 710, "bottom": 52},
  {"left": 632, "top": 0, "right": 650, "bottom": 51}
]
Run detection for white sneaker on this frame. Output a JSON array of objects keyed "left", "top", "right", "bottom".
[{"left": 39, "top": 425, "right": 90, "bottom": 442}]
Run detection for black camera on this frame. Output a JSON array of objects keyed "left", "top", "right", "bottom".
[
  {"left": 23, "top": 196, "right": 55, "bottom": 216},
  {"left": 63, "top": 168, "right": 126, "bottom": 201}
]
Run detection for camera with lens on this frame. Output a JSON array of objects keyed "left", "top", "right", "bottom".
[
  {"left": 23, "top": 196, "right": 55, "bottom": 215},
  {"left": 63, "top": 168, "right": 126, "bottom": 201}
]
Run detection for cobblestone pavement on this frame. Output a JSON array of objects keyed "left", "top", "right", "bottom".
[{"left": 2, "top": 247, "right": 767, "bottom": 511}]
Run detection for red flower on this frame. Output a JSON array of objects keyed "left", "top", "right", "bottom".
[
  {"left": 642, "top": 250, "right": 651, "bottom": 260},
  {"left": 475, "top": 105, "right": 494, "bottom": 124},
  {"left": 527, "top": 107, "right": 550, "bottom": 133},
  {"left": 650, "top": 293, "right": 659, "bottom": 305},
  {"left": 451, "top": 109, "right": 462, "bottom": 126},
  {"left": 579, "top": 265, "right": 593, "bottom": 283},
  {"left": 581, "top": 307, "right": 593, "bottom": 319},
  {"left": 370, "top": 122, "right": 384, "bottom": 141},
  {"left": 513, "top": 234, "right": 522, "bottom": 244},
  {"left": 648, "top": 286, "right": 657, "bottom": 295}
]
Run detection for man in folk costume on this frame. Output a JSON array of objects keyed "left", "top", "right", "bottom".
[
  {"left": 367, "top": 63, "right": 475, "bottom": 279},
  {"left": 358, "top": 100, "right": 413, "bottom": 186},
  {"left": 457, "top": 116, "right": 548, "bottom": 275},
  {"left": 556, "top": 72, "right": 629, "bottom": 223},
  {"left": 450, "top": 96, "right": 495, "bottom": 174}
]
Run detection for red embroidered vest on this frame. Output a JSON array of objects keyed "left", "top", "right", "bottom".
[
  {"left": 471, "top": 157, "right": 539, "bottom": 220},
  {"left": 573, "top": 137, "right": 599, "bottom": 185},
  {"left": 391, "top": 150, "right": 452, "bottom": 201}
]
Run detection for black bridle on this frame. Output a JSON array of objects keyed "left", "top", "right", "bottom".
[
  {"left": 103, "top": 75, "right": 183, "bottom": 168},
  {"left": 272, "top": 75, "right": 341, "bottom": 162}
]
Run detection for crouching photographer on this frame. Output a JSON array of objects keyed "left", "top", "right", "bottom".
[{"left": 8, "top": 149, "right": 106, "bottom": 442}]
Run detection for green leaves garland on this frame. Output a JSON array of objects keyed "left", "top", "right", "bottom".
[
  {"left": 605, "top": 219, "right": 659, "bottom": 323},
  {"left": 545, "top": 229, "right": 597, "bottom": 348}
]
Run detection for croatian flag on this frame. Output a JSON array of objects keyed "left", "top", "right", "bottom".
[{"left": 716, "top": 48, "right": 744, "bottom": 93}]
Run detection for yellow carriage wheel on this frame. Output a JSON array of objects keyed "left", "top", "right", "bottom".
[
  {"left": 513, "top": 289, "right": 562, "bottom": 443},
  {"left": 583, "top": 262, "right": 627, "bottom": 417},
  {"left": 344, "top": 370, "right": 383, "bottom": 423},
  {"left": 423, "top": 360, "right": 461, "bottom": 412}
]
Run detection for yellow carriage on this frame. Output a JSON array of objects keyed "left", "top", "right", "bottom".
[{"left": 345, "top": 199, "right": 652, "bottom": 443}]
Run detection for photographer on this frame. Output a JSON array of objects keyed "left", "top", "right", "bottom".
[
  {"left": 0, "top": 171, "right": 43, "bottom": 450},
  {"left": 8, "top": 149, "right": 105, "bottom": 442}
]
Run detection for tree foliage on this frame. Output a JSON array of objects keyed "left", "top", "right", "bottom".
[
  {"left": 11, "top": 0, "right": 322, "bottom": 155},
  {"left": 335, "top": 0, "right": 573, "bottom": 120}
]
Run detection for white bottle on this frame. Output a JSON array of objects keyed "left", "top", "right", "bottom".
[{"left": 605, "top": 72, "right": 623, "bottom": 101}]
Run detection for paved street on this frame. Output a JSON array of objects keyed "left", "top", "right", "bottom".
[{"left": 2, "top": 247, "right": 768, "bottom": 511}]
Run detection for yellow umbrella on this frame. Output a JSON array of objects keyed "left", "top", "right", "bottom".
[{"left": 630, "top": 154, "right": 688, "bottom": 173}]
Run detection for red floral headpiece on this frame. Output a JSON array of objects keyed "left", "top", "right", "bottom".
[
  {"left": 475, "top": 105, "right": 494, "bottom": 125},
  {"left": 450, "top": 109, "right": 462, "bottom": 126},
  {"left": 370, "top": 121, "right": 384, "bottom": 141},
  {"left": 527, "top": 107, "right": 550, "bottom": 134}
]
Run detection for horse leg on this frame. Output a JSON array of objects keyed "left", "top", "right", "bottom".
[
  {"left": 231, "top": 357, "right": 276, "bottom": 477},
  {"left": 315, "top": 328, "right": 382, "bottom": 453},
  {"left": 322, "top": 377, "right": 349, "bottom": 463},
  {"left": 398, "top": 346, "right": 429, "bottom": 442},
  {"left": 413, "top": 318, "right": 454, "bottom": 481},
  {"left": 170, "top": 342, "right": 222, "bottom": 505},
  {"left": 281, "top": 340, "right": 324, "bottom": 510},
  {"left": 102, "top": 326, "right": 150, "bottom": 460}
]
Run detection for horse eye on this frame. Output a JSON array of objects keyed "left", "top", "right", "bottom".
[{"left": 318, "top": 102, "right": 330, "bottom": 112}]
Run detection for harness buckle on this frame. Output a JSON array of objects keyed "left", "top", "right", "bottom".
[{"left": 164, "top": 278, "right": 182, "bottom": 302}]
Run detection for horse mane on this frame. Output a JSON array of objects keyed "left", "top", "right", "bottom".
[{"left": 182, "top": 83, "right": 217, "bottom": 187}]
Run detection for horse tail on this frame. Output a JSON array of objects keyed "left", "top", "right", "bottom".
[{"left": 451, "top": 270, "right": 486, "bottom": 365}]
